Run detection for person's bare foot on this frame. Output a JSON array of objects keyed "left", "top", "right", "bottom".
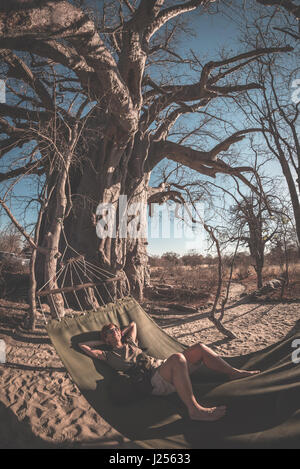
[
  {"left": 189, "top": 405, "right": 226, "bottom": 422},
  {"left": 228, "top": 369, "right": 261, "bottom": 381}
]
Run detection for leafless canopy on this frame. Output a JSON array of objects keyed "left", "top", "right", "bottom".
[{"left": 0, "top": 0, "right": 294, "bottom": 187}]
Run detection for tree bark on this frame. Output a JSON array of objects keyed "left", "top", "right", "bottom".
[
  {"left": 27, "top": 247, "right": 37, "bottom": 330},
  {"left": 36, "top": 126, "right": 152, "bottom": 311},
  {"left": 255, "top": 261, "right": 263, "bottom": 289}
]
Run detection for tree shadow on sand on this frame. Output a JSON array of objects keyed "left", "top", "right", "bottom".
[{"left": 0, "top": 401, "right": 59, "bottom": 449}]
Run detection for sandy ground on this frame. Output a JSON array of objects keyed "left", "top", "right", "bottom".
[{"left": 0, "top": 283, "right": 299, "bottom": 449}]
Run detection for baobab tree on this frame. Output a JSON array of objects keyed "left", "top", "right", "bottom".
[{"left": 0, "top": 0, "right": 293, "bottom": 320}]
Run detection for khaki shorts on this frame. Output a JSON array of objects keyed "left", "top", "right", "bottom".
[{"left": 151, "top": 366, "right": 176, "bottom": 396}]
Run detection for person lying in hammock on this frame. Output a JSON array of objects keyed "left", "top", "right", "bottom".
[{"left": 79, "top": 321, "right": 260, "bottom": 422}]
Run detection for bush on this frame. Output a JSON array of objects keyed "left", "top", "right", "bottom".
[
  {"left": 0, "top": 253, "right": 29, "bottom": 273},
  {"left": 0, "top": 226, "right": 23, "bottom": 254},
  {"left": 161, "top": 252, "right": 182, "bottom": 266},
  {"left": 235, "top": 264, "right": 250, "bottom": 280},
  {"left": 181, "top": 252, "right": 204, "bottom": 267}
]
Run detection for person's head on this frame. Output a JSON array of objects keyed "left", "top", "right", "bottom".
[{"left": 101, "top": 323, "right": 122, "bottom": 347}]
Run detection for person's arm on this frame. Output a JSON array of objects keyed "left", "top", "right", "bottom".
[
  {"left": 79, "top": 343, "right": 106, "bottom": 360},
  {"left": 122, "top": 321, "right": 137, "bottom": 343},
  {"left": 80, "top": 340, "right": 103, "bottom": 347}
]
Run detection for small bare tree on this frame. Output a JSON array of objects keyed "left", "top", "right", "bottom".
[
  {"left": 228, "top": 190, "right": 279, "bottom": 288},
  {"left": 237, "top": 8, "right": 300, "bottom": 251}
]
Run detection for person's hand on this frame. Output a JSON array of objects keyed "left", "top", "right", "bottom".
[{"left": 94, "top": 350, "right": 105, "bottom": 360}]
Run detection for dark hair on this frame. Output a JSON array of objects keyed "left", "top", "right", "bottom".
[{"left": 101, "top": 323, "right": 120, "bottom": 342}]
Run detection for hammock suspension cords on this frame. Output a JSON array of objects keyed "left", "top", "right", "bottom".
[{"left": 36, "top": 226, "right": 126, "bottom": 322}]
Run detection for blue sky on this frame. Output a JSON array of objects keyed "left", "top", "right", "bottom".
[{"left": 147, "top": 8, "right": 242, "bottom": 256}]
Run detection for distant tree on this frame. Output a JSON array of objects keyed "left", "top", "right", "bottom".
[
  {"left": 161, "top": 251, "right": 181, "bottom": 266},
  {"left": 181, "top": 250, "right": 204, "bottom": 267},
  {"left": 228, "top": 193, "right": 281, "bottom": 288},
  {"left": 0, "top": 224, "right": 23, "bottom": 254},
  {"left": 202, "top": 254, "right": 215, "bottom": 266},
  {"left": 148, "top": 255, "right": 161, "bottom": 267},
  {"left": 268, "top": 209, "right": 298, "bottom": 284}
]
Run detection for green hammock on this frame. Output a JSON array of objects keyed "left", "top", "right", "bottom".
[{"left": 46, "top": 296, "right": 300, "bottom": 449}]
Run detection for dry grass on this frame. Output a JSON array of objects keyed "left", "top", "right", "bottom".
[
  {"left": 149, "top": 262, "right": 300, "bottom": 304},
  {"left": 149, "top": 265, "right": 227, "bottom": 306},
  {"left": 235, "top": 262, "right": 300, "bottom": 300}
]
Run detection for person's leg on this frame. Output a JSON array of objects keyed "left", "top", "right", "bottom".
[
  {"left": 183, "top": 343, "right": 260, "bottom": 380},
  {"left": 157, "top": 353, "right": 226, "bottom": 421}
]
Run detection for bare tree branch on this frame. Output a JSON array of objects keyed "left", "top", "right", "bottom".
[
  {"left": 0, "top": 0, "right": 138, "bottom": 133},
  {"left": 256, "top": 0, "right": 300, "bottom": 19},
  {"left": 144, "top": 0, "right": 215, "bottom": 42},
  {"left": 141, "top": 45, "right": 292, "bottom": 132},
  {"left": 0, "top": 160, "right": 44, "bottom": 183},
  {"left": 0, "top": 49, "right": 54, "bottom": 110},
  {"left": 0, "top": 196, "right": 47, "bottom": 254}
]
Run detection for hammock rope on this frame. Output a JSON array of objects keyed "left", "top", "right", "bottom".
[
  {"left": 76, "top": 257, "right": 116, "bottom": 302},
  {"left": 36, "top": 225, "right": 127, "bottom": 323},
  {"left": 74, "top": 259, "right": 106, "bottom": 305}
]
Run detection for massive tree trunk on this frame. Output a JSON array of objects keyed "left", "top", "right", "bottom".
[
  {"left": 254, "top": 255, "right": 264, "bottom": 289},
  {"left": 65, "top": 166, "right": 151, "bottom": 304},
  {"left": 37, "top": 118, "right": 152, "bottom": 308}
]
